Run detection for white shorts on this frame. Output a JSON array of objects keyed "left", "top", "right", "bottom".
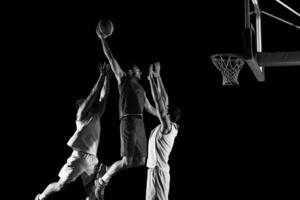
[
  {"left": 58, "top": 150, "right": 98, "bottom": 184},
  {"left": 146, "top": 167, "right": 170, "bottom": 200}
]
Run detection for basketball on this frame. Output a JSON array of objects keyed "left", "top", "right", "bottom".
[{"left": 97, "top": 19, "right": 114, "bottom": 37}]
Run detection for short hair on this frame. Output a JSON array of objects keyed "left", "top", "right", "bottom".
[{"left": 168, "top": 104, "right": 181, "bottom": 123}]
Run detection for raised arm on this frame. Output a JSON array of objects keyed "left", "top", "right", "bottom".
[
  {"left": 96, "top": 63, "right": 112, "bottom": 117},
  {"left": 96, "top": 25, "right": 125, "bottom": 84},
  {"left": 153, "top": 62, "right": 169, "bottom": 107},
  {"left": 144, "top": 93, "right": 158, "bottom": 117},
  {"left": 147, "top": 65, "right": 170, "bottom": 131},
  {"left": 77, "top": 63, "right": 109, "bottom": 121},
  {"left": 147, "top": 65, "right": 160, "bottom": 105}
]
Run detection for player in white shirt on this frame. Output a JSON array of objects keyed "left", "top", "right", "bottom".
[
  {"left": 146, "top": 62, "right": 181, "bottom": 200},
  {"left": 35, "top": 63, "right": 111, "bottom": 200}
]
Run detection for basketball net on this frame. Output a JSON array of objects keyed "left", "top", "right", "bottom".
[{"left": 211, "top": 54, "right": 245, "bottom": 86}]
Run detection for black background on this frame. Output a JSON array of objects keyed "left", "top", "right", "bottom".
[{"left": 7, "top": 1, "right": 299, "bottom": 199}]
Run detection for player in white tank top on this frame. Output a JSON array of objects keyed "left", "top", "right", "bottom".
[{"left": 146, "top": 62, "right": 181, "bottom": 200}]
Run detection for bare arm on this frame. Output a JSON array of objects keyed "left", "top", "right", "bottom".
[
  {"left": 147, "top": 65, "right": 161, "bottom": 104},
  {"left": 99, "top": 67, "right": 112, "bottom": 102},
  {"left": 153, "top": 62, "right": 169, "bottom": 106},
  {"left": 96, "top": 27, "right": 124, "bottom": 84},
  {"left": 96, "top": 63, "right": 112, "bottom": 117},
  {"left": 77, "top": 63, "right": 109, "bottom": 121},
  {"left": 147, "top": 65, "right": 170, "bottom": 131},
  {"left": 144, "top": 93, "right": 158, "bottom": 117}
]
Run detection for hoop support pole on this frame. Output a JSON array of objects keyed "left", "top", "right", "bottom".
[{"left": 275, "top": 0, "right": 300, "bottom": 18}]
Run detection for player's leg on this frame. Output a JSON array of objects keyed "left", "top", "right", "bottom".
[
  {"left": 100, "top": 156, "right": 133, "bottom": 184},
  {"left": 35, "top": 151, "right": 87, "bottom": 200},
  {"left": 156, "top": 168, "right": 170, "bottom": 200},
  {"left": 145, "top": 168, "right": 157, "bottom": 200},
  {"left": 133, "top": 117, "right": 147, "bottom": 167},
  {"left": 94, "top": 156, "right": 133, "bottom": 200},
  {"left": 81, "top": 154, "right": 99, "bottom": 200},
  {"left": 94, "top": 117, "right": 137, "bottom": 199},
  {"left": 35, "top": 178, "right": 69, "bottom": 200}
]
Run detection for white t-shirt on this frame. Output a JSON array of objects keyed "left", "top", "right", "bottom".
[
  {"left": 67, "top": 114, "right": 101, "bottom": 156},
  {"left": 146, "top": 123, "right": 178, "bottom": 171}
]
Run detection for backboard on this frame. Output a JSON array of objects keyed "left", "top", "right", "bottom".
[{"left": 242, "top": 0, "right": 300, "bottom": 82}]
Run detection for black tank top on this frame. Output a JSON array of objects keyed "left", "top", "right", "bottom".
[{"left": 118, "top": 75, "right": 145, "bottom": 118}]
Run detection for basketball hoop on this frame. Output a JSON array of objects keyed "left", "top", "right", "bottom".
[{"left": 211, "top": 53, "right": 245, "bottom": 86}]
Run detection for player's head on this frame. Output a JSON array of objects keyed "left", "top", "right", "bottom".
[
  {"left": 168, "top": 104, "right": 181, "bottom": 123},
  {"left": 128, "top": 65, "right": 142, "bottom": 80}
]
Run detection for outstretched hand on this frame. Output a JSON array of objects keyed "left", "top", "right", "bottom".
[
  {"left": 98, "top": 62, "right": 111, "bottom": 76},
  {"left": 96, "top": 24, "right": 106, "bottom": 39},
  {"left": 147, "top": 64, "right": 154, "bottom": 81},
  {"left": 153, "top": 62, "right": 161, "bottom": 78}
]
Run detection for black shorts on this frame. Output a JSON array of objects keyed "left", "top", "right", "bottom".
[{"left": 120, "top": 117, "right": 147, "bottom": 157}]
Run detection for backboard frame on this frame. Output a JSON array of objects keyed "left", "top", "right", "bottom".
[{"left": 242, "top": 0, "right": 300, "bottom": 82}]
